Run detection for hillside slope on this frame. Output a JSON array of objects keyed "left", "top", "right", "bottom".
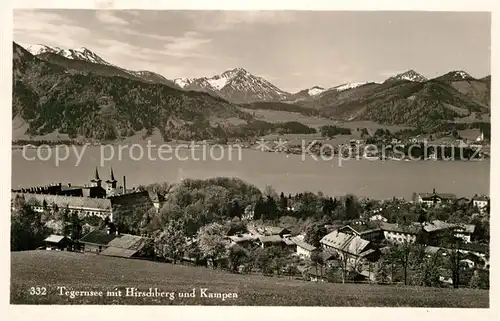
[
  {"left": 12, "top": 42, "right": 247, "bottom": 141},
  {"left": 11, "top": 251, "right": 489, "bottom": 307}
]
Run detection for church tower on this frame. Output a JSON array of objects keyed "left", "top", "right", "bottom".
[
  {"left": 90, "top": 167, "right": 102, "bottom": 187},
  {"left": 105, "top": 168, "right": 118, "bottom": 197}
]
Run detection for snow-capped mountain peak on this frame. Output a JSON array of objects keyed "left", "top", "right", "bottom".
[
  {"left": 331, "top": 82, "right": 367, "bottom": 92},
  {"left": 386, "top": 69, "right": 427, "bottom": 82},
  {"left": 173, "top": 68, "right": 290, "bottom": 102},
  {"left": 173, "top": 78, "right": 194, "bottom": 88},
  {"left": 307, "top": 86, "right": 325, "bottom": 96},
  {"left": 24, "top": 44, "right": 113, "bottom": 66},
  {"left": 451, "top": 70, "right": 472, "bottom": 80}
]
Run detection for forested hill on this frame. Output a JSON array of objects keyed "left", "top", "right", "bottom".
[{"left": 12, "top": 42, "right": 250, "bottom": 141}]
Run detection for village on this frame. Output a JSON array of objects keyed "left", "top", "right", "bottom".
[{"left": 11, "top": 169, "right": 490, "bottom": 290}]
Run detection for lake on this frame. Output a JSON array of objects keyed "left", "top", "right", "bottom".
[{"left": 11, "top": 146, "right": 490, "bottom": 200}]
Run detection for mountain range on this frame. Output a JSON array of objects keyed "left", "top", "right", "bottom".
[
  {"left": 13, "top": 42, "right": 251, "bottom": 142},
  {"left": 24, "top": 44, "right": 180, "bottom": 88},
  {"left": 14, "top": 42, "right": 491, "bottom": 141}
]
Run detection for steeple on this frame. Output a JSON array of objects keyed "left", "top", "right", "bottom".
[
  {"left": 106, "top": 167, "right": 117, "bottom": 188},
  {"left": 90, "top": 167, "right": 102, "bottom": 187}
]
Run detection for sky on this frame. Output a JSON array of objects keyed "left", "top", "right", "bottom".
[{"left": 13, "top": 10, "right": 491, "bottom": 93}]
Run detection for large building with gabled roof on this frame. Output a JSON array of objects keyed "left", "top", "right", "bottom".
[{"left": 11, "top": 167, "right": 158, "bottom": 225}]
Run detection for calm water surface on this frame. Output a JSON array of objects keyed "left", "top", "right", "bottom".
[{"left": 12, "top": 147, "right": 489, "bottom": 200}]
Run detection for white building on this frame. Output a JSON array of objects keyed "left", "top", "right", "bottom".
[
  {"left": 415, "top": 189, "right": 456, "bottom": 207},
  {"left": 290, "top": 235, "right": 316, "bottom": 259},
  {"left": 472, "top": 195, "right": 489, "bottom": 212}
]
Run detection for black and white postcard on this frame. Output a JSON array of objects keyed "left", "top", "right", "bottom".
[{"left": 2, "top": 1, "right": 498, "bottom": 320}]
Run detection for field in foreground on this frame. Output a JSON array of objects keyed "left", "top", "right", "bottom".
[{"left": 11, "top": 251, "right": 488, "bottom": 307}]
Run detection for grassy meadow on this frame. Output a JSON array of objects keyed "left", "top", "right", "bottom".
[{"left": 11, "top": 251, "right": 488, "bottom": 307}]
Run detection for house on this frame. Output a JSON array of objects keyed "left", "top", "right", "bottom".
[
  {"left": 282, "top": 237, "right": 296, "bottom": 250},
  {"left": 422, "top": 220, "right": 475, "bottom": 244},
  {"left": 455, "top": 197, "right": 471, "bottom": 206},
  {"left": 304, "top": 267, "right": 328, "bottom": 282},
  {"left": 378, "top": 222, "right": 422, "bottom": 244},
  {"left": 227, "top": 233, "right": 258, "bottom": 248},
  {"left": 290, "top": 236, "right": 316, "bottom": 259},
  {"left": 43, "top": 234, "right": 71, "bottom": 251},
  {"left": 339, "top": 223, "right": 385, "bottom": 243},
  {"left": 472, "top": 195, "right": 489, "bottom": 212},
  {"left": 415, "top": 189, "right": 456, "bottom": 206},
  {"left": 79, "top": 228, "right": 154, "bottom": 259},
  {"left": 320, "top": 230, "right": 373, "bottom": 267},
  {"left": 262, "top": 226, "right": 291, "bottom": 237},
  {"left": 148, "top": 191, "right": 166, "bottom": 213},
  {"left": 258, "top": 235, "right": 284, "bottom": 248},
  {"left": 369, "top": 214, "right": 388, "bottom": 222},
  {"left": 453, "top": 224, "right": 475, "bottom": 243}
]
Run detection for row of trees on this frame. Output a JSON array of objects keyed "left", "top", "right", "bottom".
[
  {"left": 375, "top": 235, "right": 489, "bottom": 289},
  {"left": 153, "top": 220, "right": 295, "bottom": 274}
]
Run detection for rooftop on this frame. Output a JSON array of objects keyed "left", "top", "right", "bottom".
[
  {"left": 263, "top": 226, "right": 289, "bottom": 236},
  {"left": 79, "top": 229, "right": 117, "bottom": 245},
  {"left": 228, "top": 233, "right": 258, "bottom": 243},
  {"left": 13, "top": 192, "right": 112, "bottom": 210},
  {"left": 44, "top": 234, "right": 69, "bottom": 244},
  {"left": 259, "top": 235, "right": 283, "bottom": 244},
  {"left": 472, "top": 195, "right": 489, "bottom": 202},
  {"left": 417, "top": 191, "right": 456, "bottom": 200},
  {"left": 378, "top": 221, "right": 422, "bottom": 235},
  {"left": 79, "top": 229, "right": 153, "bottom": 257},
  {"left": 290, "top": 237, "right": 316, "bottom": 251},
  {"left": 320, "top": 231, "right": 370, "bottom": 256}
]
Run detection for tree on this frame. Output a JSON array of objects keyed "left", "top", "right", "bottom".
[
  {"left": 344, "top": 195, "right": 361, "bottom": 220},
  {"left": 11, "top": 198, "right": 50, "bottom": 251},
  {"left": 226, "top": 199, "right": 243, "bottom": 218},
  {"left": 439, "top": 229, "right": 463, "bottom": 289},
  {"left": 228, "top": 245, "right": 250, "bottom": 272},
  {"left": 334, "top": 251, "right": 362, "bottom": 284},
  {"left": 69, "top": 210, "right": 83, "bottom": 242},
  {"left": 253, "top": 246, "right": 287, "bottom": 275},
  {"left": 469, "top": 269, "right": 489, "bottom": 290},
  {"left": 224, "top": 219, "right": 247, "bottom": 236},
  {"left": 409, "top": 246, "right": 441, "bottom": 287},
  {"left": 390, "top": 241, "right": 413, "bottom": 285},
  {"left": 268, "top": 246, "right": 287, "bottom": 275},
  {"left": 185, "top": 241, "right": 203, "bottom": 265},
  {"left": 279, "top": 192, "right": 288, "bottom": 213},
  {"left": 154, "top": 220, "right": 187, "bottom": 264},
  {"left": 198, "top": 223, "right": 228, "bottom": 269},
  {"left": 60, "top": 207, "right": 71, "bottom": 237},
  {"left": 263, "top": 185, "right": 278, "bottom": 200},
  {"left": 374, "top": 260, "right": 390, "bottom": 284},
  {"left": 254, "top": 247, "right": 274, "bottom": 274},
  {"left": 264, "top": 195, "right": 279, "bottom": 220},
  {"left": 310, "top": 250, "right": 325, "bottom": 278},
  {"left": 304, "top": 224, "right": 327, "bottom": 248},
  {"left": 253, "top": 196, "right": 266, "bottom": 220}
]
